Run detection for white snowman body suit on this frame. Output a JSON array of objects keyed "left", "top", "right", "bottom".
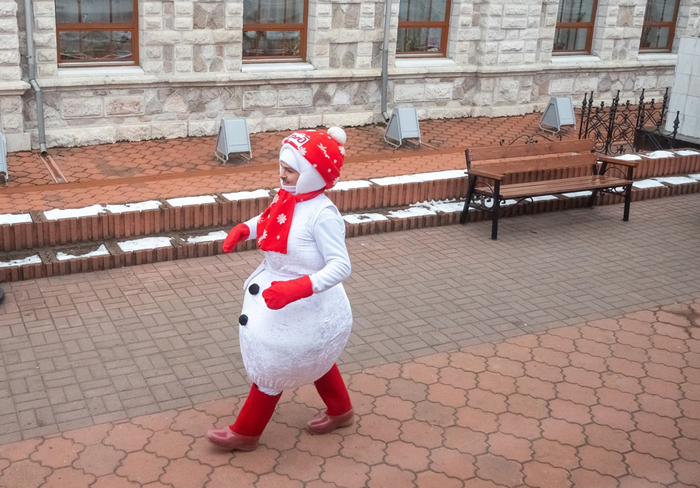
[{"left": 238, "top": 128, "right": 352, "bottom": 395}]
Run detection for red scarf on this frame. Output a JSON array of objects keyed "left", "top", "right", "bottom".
[{"left": 256, "top": 188, "right": 325, "bottom": 253}]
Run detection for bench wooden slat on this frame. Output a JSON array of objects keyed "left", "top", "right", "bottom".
[
  {"left": 469, "top": 168, "right": 505, "bottom": 180},
  {"left": 468, "top": 151, "right": 586, "bottom": 167},
  {"left": 471, "top": 153, "right": 597, "bottom": 176},
  {"left": 497, "top": 176, "right": 632, "bottom": 199},
  {"left": 467, "top": 140, "right": 594, "bottom": 162},
  {"left": 597, "top": 155, "right": 639, "bottom": 167}
]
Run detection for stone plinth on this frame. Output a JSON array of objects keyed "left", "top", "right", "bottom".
[{"left": 666, "top": 37, "right": 700, "bottom": 138}]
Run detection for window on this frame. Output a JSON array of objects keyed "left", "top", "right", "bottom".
[
  {"left": 640, "top": 0, "right": 680, "bottom": 52},
  {"left": 553, "top": 0, "right": 597, "bottom": 54},
  {"left": 55, "top": 0, "right": 138, "bottom": 67},
  {"left": 243, "top": 0, "right": 308, "bottom": 60},
  {"left": 397, "top": 0, "right": 451, "bottom": 56}
]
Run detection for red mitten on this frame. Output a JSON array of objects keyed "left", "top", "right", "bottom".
[
  {"left": 222, "top": 224, "right": 250, "bottom": 253},
  {"left": 263, "top": 276, "right": 313, "bottom": 310}
]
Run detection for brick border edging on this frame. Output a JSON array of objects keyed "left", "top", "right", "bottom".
[
  {"left": 4, "top": 152, "right": 700, "bottom": 253},
  {"left": 2, "top": 181, "right": 699, "bottom": 283},
  {"left": 0, "top": 179, "right": 467, "bottom": 252}
]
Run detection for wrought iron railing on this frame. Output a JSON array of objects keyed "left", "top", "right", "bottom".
[{"left": 578, "top": 88, "right": 680, "bottom": 155}]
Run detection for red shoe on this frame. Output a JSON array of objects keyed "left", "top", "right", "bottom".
[
  {"left": 306, "top": 409, "right": 354, "bottom": 435},
  {"left": 206, "top": 427, "right": 260, "bottom": 451}
]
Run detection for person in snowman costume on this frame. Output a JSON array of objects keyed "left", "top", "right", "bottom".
[{"left": 206, "top": 127, "right": 355, "bottom": 451}]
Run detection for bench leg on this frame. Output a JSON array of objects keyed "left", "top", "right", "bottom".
[
  {"left": 460, "top": 176, "right": 477, "bottom": 225},
  {"left": 491, "top": 195, "right": 500, "bottom": 240},
  {"left": 588, "top": 189, "right": 599, "bottom": 208},
  {"left": 623, "top": 184, "right": 632, "bottom": 221}
]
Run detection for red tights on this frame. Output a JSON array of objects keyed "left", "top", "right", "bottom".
[
  {"left": 313, "top": 364, "right": 352, "bottom": 416},
  {"left": 229, "top": 364, "right": 352, "bottom": 436}
]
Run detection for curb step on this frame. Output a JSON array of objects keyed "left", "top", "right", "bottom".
[
  {"left": 0, "top": 171, "right": 468, "bottom": 253},
  {"left": 3, "top": 148, "right": 700, "bottom": 255},
  {"left": 2, "top": 174, "right": 700, "bottom": 283},
  {"left": 2, "top": 151, "right": 700, "bottom": 282}
]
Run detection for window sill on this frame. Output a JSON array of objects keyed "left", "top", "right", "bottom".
[
  {"left": 58, "top": 66, "right": 145, "bottom": 77},
  {"left": 551, "top": 55, "right": 601, "bottom": 63},
  {"left": 638, "top": 53, "right": 678, "bottom": 61},
  {"left": 395, "top": 58, "right": 456, "bottom": 68},
  {"left": 241, "top": 62, "right": 314, "bottom": 72}
]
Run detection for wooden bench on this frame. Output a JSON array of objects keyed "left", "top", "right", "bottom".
[{"left": 459, "top": 139, "right": 638, "bottom": 239}]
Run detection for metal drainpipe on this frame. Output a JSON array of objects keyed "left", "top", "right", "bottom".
[
  {"left": 24, "top": 0, "right": 47, "bottom": 155},
  {"left": 380, "top": 0, "right": 392, "bottom": 123}
]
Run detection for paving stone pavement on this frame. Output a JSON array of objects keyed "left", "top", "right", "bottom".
[
  {"left": 0, "top": 113, "right": 571, "bottom": 214},
  {"left": 0, "top": 194, "right": 699, "bottom": 487}
]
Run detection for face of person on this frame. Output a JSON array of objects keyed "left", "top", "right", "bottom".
[{"left": 279, "top": 160, "right": 300, "bottom": 186}]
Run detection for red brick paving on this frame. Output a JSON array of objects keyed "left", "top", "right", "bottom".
[
  {"left": 82, "top": 297, "right": 663, "bottom": 488},
  {"left": 0, "top": 114, "right": 574, "bottom": 214},
  {"left": 2, "top": 113, "right": 700, "bottom": 486},
  {"left": 1, "top": 194, "right": 700, "bottom": 486}
]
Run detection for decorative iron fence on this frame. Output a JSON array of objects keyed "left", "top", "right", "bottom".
[{"left": 578, "top": 88, "right": 680, "bottom": 155}]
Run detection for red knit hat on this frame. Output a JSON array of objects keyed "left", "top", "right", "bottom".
[{"left": 280, "top": 127, "right": 346, "bottom": 190}]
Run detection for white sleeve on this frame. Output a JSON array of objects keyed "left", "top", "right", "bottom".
[
  {"left": 244, "top": 215, "right": 260, "bottom": 240},
  {"left": 309, "top": 208, "right": 351, "bottom": 293}
]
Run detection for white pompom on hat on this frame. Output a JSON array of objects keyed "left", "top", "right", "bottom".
[
  {"left": 327, "top": 126, "right": 347, "bottom": 145},
  {"left": 279, "top": 127, "right": 347, "bottom": 193}
]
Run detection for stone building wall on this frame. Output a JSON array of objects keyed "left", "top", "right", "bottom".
[
  {"left": 666, "top": 37, "right": 700, "bottom": 137},
  {"left": 0, "top": 0, "right": 29, "bottom": 150},
  {"left": 2, "top": 0, "right": 698, "bottom": 151}
]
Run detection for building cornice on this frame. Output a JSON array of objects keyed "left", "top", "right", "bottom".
[{"left": 0, "top": 81, "right": 31, "bottom": 96}]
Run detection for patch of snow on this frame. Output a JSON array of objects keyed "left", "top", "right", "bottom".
[
  {"left": 44, "top": 205, "right": 106, "bottom": 221},
  {"left": 388, "top": 207, "right": 437, "bottom": 218},
  {"left": 117, "top": 236, "right": 172, "bottom": 252},
  {"left": 412, "top": 170, "right": 468, "bottom": 181},
  {"left": 644, "top": 150, "right": 676, "bottom": 159},
  {"left": 688, "top": 174, "right": 700, "bottom": 181},
  {"left": 416, "top": 200, "right": 464, "bottom": 213},
  {"left": 370, "top": 174, "right": 417, "bottom": 186},
  {"left": 343, "top": 213, "right": 389, "bottom": 224},
  {"left": 187, "top": 231, "right": 228, "bottom": 244},
  {"left": 106, "top": 201, "right": 161, "bottom": 214},
  {"left": 562, "top": 191, "right": 593, "bottom": 198},
  {"left": 333, "top": 180, "right": 372, "bottom": 191},
  {"left": 611, "top": 154, "right": 643, "bottom": 161},
  {"left": 633, "top": 179, "right": 665, "bottom": 189},
  {"left": 531, "top": 195, "right": 559, "bottom": 202},
  {"left": 676, "top": 150, "right": 700, "bottom": 156},
  {"left": 654, "top": 176, "right": 698, "bottom": 185},
  {"left": 222, "top": 189, "right": 271, "bottom": 201},
  {"left": 56, "top": 245, "right": 110, "bottom": 261},
  {"left": 167, "top": 195, "right": 217, "bottom": 207},
  {"left": 0, "top": 255, "right": 42, "bottom": 268},
  {"left": 0, "top": 213, "right": 32, "bottom": 225},
  {"left": 371, "top": 169, "right": 466, "bottom": 186}
]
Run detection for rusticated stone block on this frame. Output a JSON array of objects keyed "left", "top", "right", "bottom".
[
  {"left": 106, "top": 97, "right": 144, "bottom": 116},
  {"left": 243, "top": 91, "right": 277, "bottom": 109},
  {"left": 61, "top": 98, "right": 103, "bottom": 118}
]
